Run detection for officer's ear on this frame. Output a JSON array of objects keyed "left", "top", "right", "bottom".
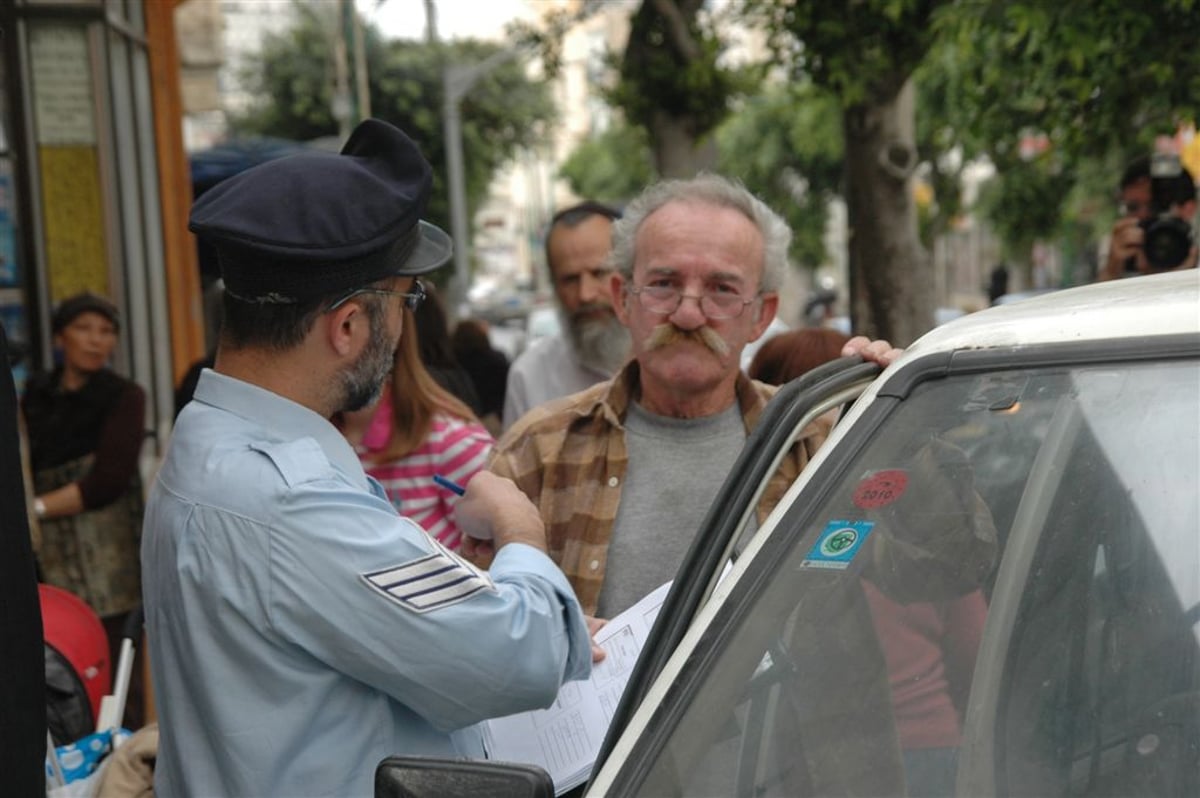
[{"left": 325, "top": 297, "right": 369, "bottom": 358}]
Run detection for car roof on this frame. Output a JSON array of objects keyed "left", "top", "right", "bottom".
[{"left": 904, "top": 270, "right": 1199, "bottom": 361}]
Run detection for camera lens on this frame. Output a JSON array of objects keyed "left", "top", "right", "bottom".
[{"left": 1142, "top": 216, "right": 1193, "bottom": 271}]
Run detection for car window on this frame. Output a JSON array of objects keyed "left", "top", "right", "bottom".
[{"left": 617, "top": 356, "right": 1199, "bottom": 797}]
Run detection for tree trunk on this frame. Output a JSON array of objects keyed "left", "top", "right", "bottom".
[
  {"left": 843, "top": 80, "right": 934, "bottom": 345},
  {"left": 650, "top": 109, "right": 717, "bottom": 177}
]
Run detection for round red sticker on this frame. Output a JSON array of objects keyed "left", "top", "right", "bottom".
[{"left": 853, "top": 469, "right": 908, "bottom": 509}]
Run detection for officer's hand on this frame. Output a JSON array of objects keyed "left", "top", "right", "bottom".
[
  {"left": 587, "top": 616, "right": 608, "bottom": 663},
  {"left": 454, "top": 471, "right": 548, "bottom": 554},
  {"left": 842, "top": 336, "right": 903, "bottom": 367}
]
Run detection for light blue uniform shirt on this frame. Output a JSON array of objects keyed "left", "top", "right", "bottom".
[{"left": 143, "top": 371, "right": 591, "bottom": 797}]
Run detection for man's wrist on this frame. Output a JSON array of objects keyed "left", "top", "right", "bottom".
[
  {"left": 495, "top": 529, "right": 549, "bottom": 554},
  {"left": 33, "top": 498, "right": 46, "bottom": 519}
]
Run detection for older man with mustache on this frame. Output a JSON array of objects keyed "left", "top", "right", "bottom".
[
  {"left": 502, "top": 202, "right": 630, "bottom": 430},
  {"left": 485, "top": 175, "right": 898, "bottom": 618}
]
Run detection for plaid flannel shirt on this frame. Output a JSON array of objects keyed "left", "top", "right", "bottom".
[{"left": 489, "top": 360, "right": 830, "bottom": 615}]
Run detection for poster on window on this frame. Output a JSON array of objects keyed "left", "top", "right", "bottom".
[
  {"left": 28, "top": 23, "right": 108, "bottom": 298},
  {"left": 29, "top": 24, "right": 96, "bottom": 147},
  {"left": 0, "top": 158, "right": 16, "bottom": 286}
]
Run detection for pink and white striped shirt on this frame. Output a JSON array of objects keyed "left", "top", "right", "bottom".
[{"left": 355, "top": 400, "right": 494, "bottom": 551}]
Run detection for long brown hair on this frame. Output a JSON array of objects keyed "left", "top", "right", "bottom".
[{"left": 370, "top": 310, "right": 480, "bottom": 463}]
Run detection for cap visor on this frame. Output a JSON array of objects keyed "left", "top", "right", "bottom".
[{"left": 395, "top": 220, "right": 453, "bottom": 276}]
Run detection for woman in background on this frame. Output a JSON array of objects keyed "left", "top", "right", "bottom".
[
  {"left": 22, "top": 292, "right": 146, "bottom": 727},
  {"left": 340, "top": 309, "right": 494, "bottom": 551},
  {"left": 452, "top": 317, "right": 509, "bottom": 434}
]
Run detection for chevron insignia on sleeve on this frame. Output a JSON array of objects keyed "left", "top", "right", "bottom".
[{"left": 361, "top": 542, "right": 496, "bottom": 613}]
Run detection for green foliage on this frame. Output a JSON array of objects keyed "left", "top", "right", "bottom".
[
  {"left": 937, "top": 0, "right": 1200, "bottom": 162},
  {"left": 745, "top": 0, "right": 949, "bottom": 106},
  {"left": 230, "top": 7, "right": 555, "bottom": 235},
  {"left": 716, "top": 83, "right": 844, "bottom": 269},
  {"left": 232, "top": 4, "right": 344, "bottom": 140},
  {"left": 929, "top": 0, "right": 1200, "bottom": 262},
  {"left": 558, "top": 123, "right": 657, "bottom": 205},
  {"left": 611, "top": 0, "right": 759, "bottom": 140},
  {"left": 974, "top": 157, "right": 1073, "bottom": 260}
]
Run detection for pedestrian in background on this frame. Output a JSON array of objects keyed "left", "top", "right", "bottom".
[
  {"left": 503, "top": 201, "right": 629, "bottom": 429},
  {"left": 1098, "top": 154, "right": 1198, "bottom": 280},
  {"left": 22, "top": 291, "right": 146, "bottom": 728},
  {"left": 747, "top": 327, "right": 851, "bottom": 386},
  {"left": 452, "top": 316, "right": 509, "bottom": 433},
  {"left": 340, "top": 309, "right": 495, "bottom": 551},
  {"left": 413, "top": 281, "right": 483, "bottom": 415}
]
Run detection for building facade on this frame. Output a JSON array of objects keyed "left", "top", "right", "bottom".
[{"left": 0, "top": 0, "right": 198, "bottom": 455}]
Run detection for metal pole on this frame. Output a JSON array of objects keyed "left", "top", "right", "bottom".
[
  {"left": 441, "top": 49, "right": 521, "bottom": 318},
  {"left": 443, "top": 66, "right": 470, "bottom": 317},
  {"left": 352, "top": 2, "right": 371, "bottom": 120}
]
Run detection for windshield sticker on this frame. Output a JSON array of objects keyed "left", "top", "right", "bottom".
[
  {"left": 852, "top": 469, "right": 908, "bottom": 509},
  {"left": 801, "top": 520, "right": 875, "bottom": 570}
]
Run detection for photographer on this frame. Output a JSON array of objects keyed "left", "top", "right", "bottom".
[{"left": 1098, "top": 154, "right": 1198, "bottom": 281}]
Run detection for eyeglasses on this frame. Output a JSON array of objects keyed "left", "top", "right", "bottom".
[
  {"left": 328, "top": 279, "right": 426, "bottom": 313},
  {"left": 627, "top": 283, "right": 761, "bottom": 320}
]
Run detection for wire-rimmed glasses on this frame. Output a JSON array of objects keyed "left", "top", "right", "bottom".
[
  {"left": 627, "top": 283, "right": 760, "bottom": 319},
  {"left": 328, "top": 278, "right": 426, "bottom": 313}
]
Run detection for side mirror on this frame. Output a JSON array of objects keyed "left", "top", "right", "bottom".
[{"left": 375, "top": 756, "right": 555, "bottom": 798}]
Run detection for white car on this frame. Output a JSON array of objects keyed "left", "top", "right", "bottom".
[{"left": 380, "top": 270, "right": 1200, "bottom": 798}]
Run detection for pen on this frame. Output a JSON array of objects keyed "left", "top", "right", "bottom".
[{"left": 433, "top": 474, "right": 466, "bottom": 496}]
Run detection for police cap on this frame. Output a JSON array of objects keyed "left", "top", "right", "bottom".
[{"left": 189, "top": 119, "right": 452, "bottom": 304}]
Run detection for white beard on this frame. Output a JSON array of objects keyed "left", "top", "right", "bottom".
[{"left": 563, "top": 307, "right": 631, "bottom": 375}]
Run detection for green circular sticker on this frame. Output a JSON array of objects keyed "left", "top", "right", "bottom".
[{"left": 821, "top": 527, "right": 859, "bottom": 556}]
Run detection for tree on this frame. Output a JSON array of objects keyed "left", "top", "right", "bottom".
[
  {"left": 611, "top": 0, "right": 757, "bottom": 177},
  {"left": 557, "top": 122, "right": 656, "bottom": 205},
  {"left": 231, "top": 3, "right": 556, "bottom": 275},
  {"left": 927, "top": 1, "right": 1200, "bottom": 282},
  {"left": 716, "top": 83, "right": 844, "bottom": 271},
  {"left": 744, "top": 1, "right": 947, "bottom": 344}
]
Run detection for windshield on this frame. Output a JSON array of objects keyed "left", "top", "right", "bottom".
[{"left": 622, "top": 356, "right": 1200, "bottom": 797}]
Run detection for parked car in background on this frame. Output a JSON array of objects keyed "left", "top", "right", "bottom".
[{"left": 380, "top": 270, "right": 1200, "bottom": 798}]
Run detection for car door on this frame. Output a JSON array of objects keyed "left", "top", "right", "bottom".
[{"left": 588, "top": 336, "right": 1200, "bottom": 798}]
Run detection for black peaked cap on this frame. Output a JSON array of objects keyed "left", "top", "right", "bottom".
[{"left": 189, "top": 119, "right": 452, "bottom": 304}]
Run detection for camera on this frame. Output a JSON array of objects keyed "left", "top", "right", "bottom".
[{"left": 1137, "top": 154, "right": 1195, "bottom": 271}]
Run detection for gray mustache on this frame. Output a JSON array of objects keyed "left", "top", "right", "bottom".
[{"left": 644, "top": 324, "right": 730, "bottom": 356}]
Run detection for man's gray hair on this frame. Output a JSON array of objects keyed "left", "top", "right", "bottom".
[{"left": 607, "top": 174, "right": 791, "bottom": 293}]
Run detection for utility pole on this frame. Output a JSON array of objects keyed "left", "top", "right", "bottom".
[
  {"left": 442, "top": 46, "right": 521, "bottom": 318},
  {"left": 439, "top": 2, "right": 599, "bottom": 317},
  {"left": 333, "top": 0, "right": 370, "bottom": 132},
  {"left": 331, "top": 0, "right": 353, "bottom": 138},
  {"left": 351, "top": 1, "right": 370, "bottom": 120},
  {"left": 423, "top": 0, "right": 438, "bottom": 43}
]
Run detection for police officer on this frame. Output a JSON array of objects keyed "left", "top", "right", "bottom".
[{"left": 142, "top": 119, "right": 593, "bottom": 797}]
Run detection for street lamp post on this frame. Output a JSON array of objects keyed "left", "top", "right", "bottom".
[{"left": 441, "top": 47, "right": 521, "bottom": 318}]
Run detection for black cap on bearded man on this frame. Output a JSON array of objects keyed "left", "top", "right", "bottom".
[{"left": 188, "top": 118, "right": 452, "bottom": 304}]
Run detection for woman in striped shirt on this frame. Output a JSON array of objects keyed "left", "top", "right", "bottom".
[{"left": 340, "top": 310, "right": 494, "bottom": 551}]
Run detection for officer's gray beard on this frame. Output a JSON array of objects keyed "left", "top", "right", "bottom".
[
  {"left": 644, "top": 323, "right": 730, "bottom": 357},
  {"left": 340, "top": 313, "right": 395, "bottom": 413},
  {"left": 565, "top": 305, "right": 631, "bottom": 375}
]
